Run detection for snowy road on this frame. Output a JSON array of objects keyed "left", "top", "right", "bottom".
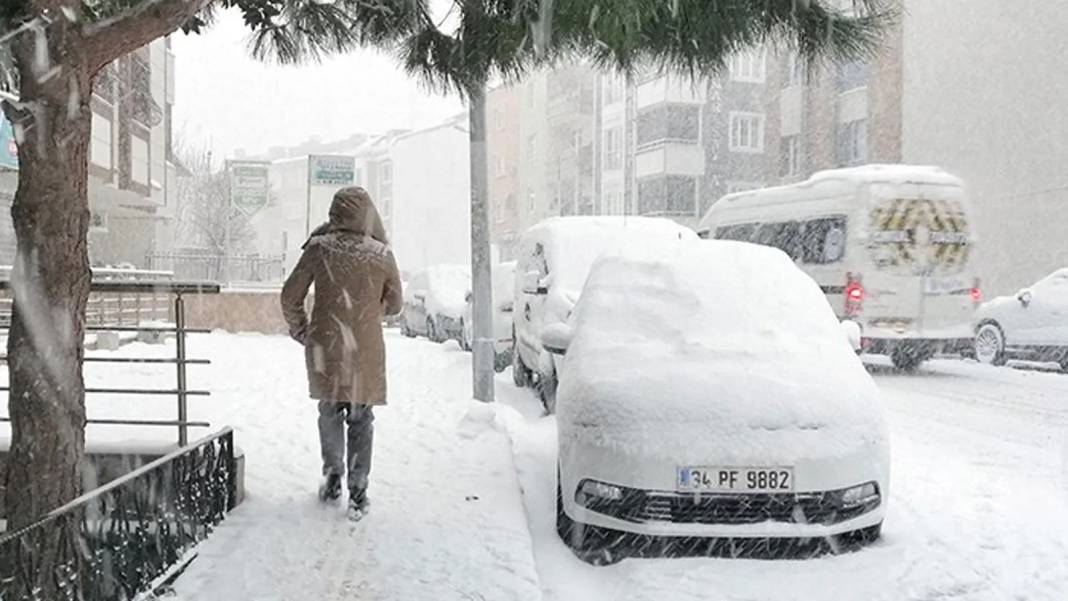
[{"left": 14, "top": 332, "right": 1065, "bottom": 600}]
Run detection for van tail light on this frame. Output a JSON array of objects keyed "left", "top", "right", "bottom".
[
  {"left": 970, "top": 278, "right": 983, "bottom": 304},
  {"left": 844, "top": 272, "right": 864, "bottom": 317}
]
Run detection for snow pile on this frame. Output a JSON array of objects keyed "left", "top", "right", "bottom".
[
  {"left": 425, "top": 263, "right": 471, "bottom": 318},
  {"left": 556, "top": 240, "right": 888, "bottom": 465},
  {"left": 526, "top": 216, "right": 697, "bottom": 295}
]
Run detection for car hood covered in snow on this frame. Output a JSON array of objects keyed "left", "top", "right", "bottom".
[{"left": 556, "top": 240, "right": 888, "bottom": 465}]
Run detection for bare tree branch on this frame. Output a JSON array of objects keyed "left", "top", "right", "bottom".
[{"left": 82, "top": 0, "right": 212, "bottom": 73}]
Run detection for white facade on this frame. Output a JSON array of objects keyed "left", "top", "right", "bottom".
[
  {"left": 900, "top": 0, "right": 1068, "bottom": 295},
  {"left": 390, "top": 115, "right": 471, "bottom": 278}
]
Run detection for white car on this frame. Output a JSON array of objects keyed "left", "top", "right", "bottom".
[
  {"left": 549, "top": 240, "right": 890, "bottom": 564},
  {"left": 401, "top": 264, "right": 471, "bottom": 344},
  {"left": 972, "top": 268, "right": 1068, "bottom": 370},
  {"left": 462, "top": 261, "right": 517, "bottom": 371},
  {"left": 512, "top": 216, "right": 697, "bottom": 411}
]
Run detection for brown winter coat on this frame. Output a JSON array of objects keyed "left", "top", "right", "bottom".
[{"left": 281, "top": 187, "right": 403, "bottom": 405}]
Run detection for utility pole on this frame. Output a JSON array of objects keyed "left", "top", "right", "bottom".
[{"left": 469, "top": 83, "right": 495, "bottom": 403}]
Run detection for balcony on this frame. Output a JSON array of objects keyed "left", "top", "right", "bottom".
[
  {"left": 635, "top": 142, "right": 706, "bottom": 178},
  {"left": 636, "top": 76, "right": 706, "bottom": 108}
]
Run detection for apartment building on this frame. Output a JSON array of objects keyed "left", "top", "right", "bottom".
[
  {"left": 0, "top": 37, "right": 180, "bottom": 268},
  {"left": 486, "top": 84, "right": 523, "bottom": 261}
]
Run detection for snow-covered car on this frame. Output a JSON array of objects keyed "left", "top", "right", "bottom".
[
  {"left": 512, "top": 216, "right": 696, "bottom": 411},
  {"left": 462, "top": 261, "right": 516, "bottom": 371},
  {"left": 972, "top": 268, "right": 1068, "bottom": 370},
  {"left": 549, "top": 240, "right": 890, "bottom": 563},
  {"left": 401, "top": 264, "right": 471, "bottom": 344}
]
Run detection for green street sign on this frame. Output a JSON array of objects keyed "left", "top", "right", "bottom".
[{"left": 228, "top": 161, "right": 270, "bottom": 216}]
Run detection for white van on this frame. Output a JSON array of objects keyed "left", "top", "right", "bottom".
[
  {"left": 513, "top": 217, "right": 696, "bottom": 410},
  {"left": 698, "top": 165, "right": 980, "bottom": 370}
]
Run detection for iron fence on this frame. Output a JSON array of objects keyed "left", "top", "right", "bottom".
[
  {"left": 145, "top": 252, "right": 285, "bottom": 284},
  {"left": 0, "top": 280, "right": 221, "bottom": 446},
  {"left": 0, "top": 427, "right": 236, "bottom": 600}
]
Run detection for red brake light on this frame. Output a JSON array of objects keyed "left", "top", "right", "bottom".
[
  {"left": 844, "top": 274, "right": 864, "bottom": 317},
  {"left": 970, "top": 278, "right": 983, "bottom": 304}
]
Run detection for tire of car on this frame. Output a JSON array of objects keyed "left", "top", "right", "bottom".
[
  {"left": 890, "top": 347, "right": 926, "bottom": 371},
  {"left": 426, "top": 317, "right": 443, "bottom": 344},
  {"left": 836, "top": 522, "right": 882, "bottom": 551},
  {"left": 974, "top": 323, "right": 1007, "bottom": 366},
  {"left": 400, "top": 322, "right": 416, "bottom": 338},
  {"left": 1061, "top": 355, "right": 1068, "bottom": 374},
  {"left": 538, "top": 372, "right": 558, "bottom": 414},
  {"left": 512, "top": 345, "right": 533, "bottom": 388}
]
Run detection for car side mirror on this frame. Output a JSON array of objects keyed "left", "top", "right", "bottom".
[
  {"left": 1016, "top": 289, "right": 1032, "bottom": 307},
  {"left": 464, "top": 290, "right": 474, "bottom": 303},
  {"left": 413, "top": 291, "right": 426, "bottom": 303},
  {"left": 498, "top": 300, "right": 514, "bottom": 313},
  {"left": 522, "top": 270, "right": 548, "bottom": 295},
  {"left": 541, "top": 323, "right": 573, "bottom": 356}
]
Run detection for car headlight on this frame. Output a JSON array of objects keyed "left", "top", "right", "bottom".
[
  {"left": 576, "top": 479, "right": 623, "bottom": 504},
  {"left": 839, "top": 482, "right": 880, "bottom": 508}
]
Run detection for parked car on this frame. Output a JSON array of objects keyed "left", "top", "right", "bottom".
[
  {"left": 972, "top": 268, "right": 1068, "bottom": 370},
  {"left": 462, "top": 261, "right": 517, "bottom": 371},
  {"left": 512, "top": 217, "right": 696, "bottom": 411},
  {"left": 401, "top": 264, "right": 471, "bottom": 344},
  {"left": 549, "top": 240, "right": 890, "bottom": 564}
]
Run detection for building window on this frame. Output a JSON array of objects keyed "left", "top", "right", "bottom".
[
  {"left": 527, "top": 134, "right": 537, "bottom": 156},
  {"left": 130, "top": 133, "right": 149, "bottom": 185},
  {"left": 837, "top": 61, "right": 869, "bottom": 92},
  {"left": 353, "top": 166, "right": 363, "bottom": 186},
  {"left": 495, "top": 196, "right": 505, "bottom": 222},
  {"left": 636, "top": 103, "right": 700, "bottom": 147},
  {"left": 730, "top": 49, "right": 766, "bottom": 83},
  {"left": 637, "top": 175, "right": 697, "bottom": 216},
  {"left": 527, "top": 190, "right": 536, "bottom": 212},
  {"left": 494, "top": 156, "right": 506, "bottom": 177},
  {"left": 729, "top": 112, "right": 765, "bottom": 153},
  {"left": 785, "top": 53, "right": 805, "bottom": 87},
  {"left": 379, "top": 161, "right": 392, "bottom": 189},
  {"left": 837, "top": 119, "right": 868, "bottom": 166},
  {"left": 603, "top": 126, "right": 623, "bottom": 170},
  {"left": 90, "top": 111, "right": 112, "bottom": 170},
  {"left": 89, "top": 211, "right": 108, "bottom": 233},
  {"left": 780, "top": 135, "right": 801, "bottom": 176},
  {"left": 494, "top": 108, "right": 504, "bottom": 131}
]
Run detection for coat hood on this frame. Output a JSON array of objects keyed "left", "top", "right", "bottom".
[{"left": 304, "top": 186, "right": 389, "bottom": 249}]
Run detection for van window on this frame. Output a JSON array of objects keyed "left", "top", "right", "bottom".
[
  {"left": 714, "top": 223, "right": 757, "bottom": 241},
  {"left": 753, "top": 221, "right": 803, "bottom": 260},
  {"left": 800, "top": 216, "right": 847, "bottom": 264}
]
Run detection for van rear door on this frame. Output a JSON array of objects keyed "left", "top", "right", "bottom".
[{"left": 865, "top": 183, "right": 974, "bottom": 337}]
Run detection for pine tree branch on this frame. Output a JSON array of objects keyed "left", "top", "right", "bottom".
[{"left": 82, "top": 0, "right": 212, "bottom": 73}]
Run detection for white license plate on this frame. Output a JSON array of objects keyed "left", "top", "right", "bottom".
[{"left": 677, "top": 467, "right": 794, "bottom": 493}]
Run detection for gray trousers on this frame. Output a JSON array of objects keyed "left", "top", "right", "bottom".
[{"left": 317, "top": 401, "right": 374, "bottom": 495}]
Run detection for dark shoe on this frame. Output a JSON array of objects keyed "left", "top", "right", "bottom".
[
  {"left": 347, "top": 490, "right": 370, "bottom": 522},
  {"left": 318, "top": 474, "right": 342, "bottom": 502}
]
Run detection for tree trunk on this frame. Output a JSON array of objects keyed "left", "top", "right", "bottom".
[
  {"left": 2, "top": 22, "right": 93, "bottom": 594},
  {"left": 468, "top": 85, "right": 495, "bottom": 402}
]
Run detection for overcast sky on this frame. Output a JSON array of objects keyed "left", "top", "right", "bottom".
[{"left": 172, "top": 10, "right": 465, "bottom": 161}]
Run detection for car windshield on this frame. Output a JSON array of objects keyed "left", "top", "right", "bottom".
[{"left": 1, "top": 1, "right": 1067, "bottom": 599}]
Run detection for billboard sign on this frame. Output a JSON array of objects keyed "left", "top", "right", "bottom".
[{"left": 309, "top": 155, "right": 355, "bottom": 187}]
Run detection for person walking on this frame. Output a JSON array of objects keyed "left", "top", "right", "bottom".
[{"left": 281, "top": 186, "right": 403, "bottom": 520}]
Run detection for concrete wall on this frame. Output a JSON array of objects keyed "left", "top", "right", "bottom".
[{"left": 901, "top": 0, "right": 1068, "bottom": 295}]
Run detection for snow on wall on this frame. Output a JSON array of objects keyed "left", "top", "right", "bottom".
[{"left": 390, "top": 116, "right": 471, "bottom": 277}]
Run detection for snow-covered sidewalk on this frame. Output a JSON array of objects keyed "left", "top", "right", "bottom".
[{"left": 47, "top": 332, "right": 542, "bottom": 601}]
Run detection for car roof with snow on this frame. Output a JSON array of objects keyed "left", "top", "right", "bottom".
[{"left": 523, "top": 216, "right": 696, "bottom": 291}]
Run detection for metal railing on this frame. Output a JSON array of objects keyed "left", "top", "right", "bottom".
[
  {"left": 145, "top": 252, "right": 285, "bottom": 283},
  {"left": 0, "top": 427, "right": 236, "bottom": 600},
  {"left": 0, "top": 280, "right": 221, "bottom": 445}
]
